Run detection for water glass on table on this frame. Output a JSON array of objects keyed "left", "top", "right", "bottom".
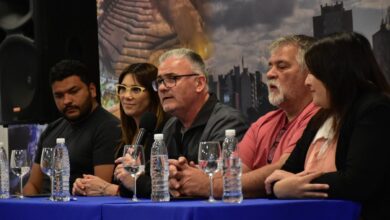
[
  {"left": 10, "top": 149, "right": 30, "bottom": 199},
  {"left": 198, "top": 141, "right": 221, "bottom": 202},
  {"left": 40, "top": 147, "right": 55, "bottom": 200},
  {"left": 122, "top": 144, "right": 145, "bottom": 201}
]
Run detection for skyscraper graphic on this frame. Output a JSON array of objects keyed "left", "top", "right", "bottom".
[
  {"left": 373, "top": 7, "right": 390, "bottom": 83},
  {"left": 211, "top": 59, "right": 274, "bottom": 122},
  {"left": 240, "top": 67, "right": 251, "bottom": 117},
  {"left": 313, "top": 1, "right": 353, "bottom": 37}
]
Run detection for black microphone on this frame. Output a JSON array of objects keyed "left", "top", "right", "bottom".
[{"left": 134, "top": 112, "right": 157, "bottom": 145}]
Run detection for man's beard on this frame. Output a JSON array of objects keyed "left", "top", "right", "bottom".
[
  {"left": 63, "top": 98, "right": 93, "bottom": 123},
  {"left": 267, "top": 79, "right": 285, "bottom": 107}
]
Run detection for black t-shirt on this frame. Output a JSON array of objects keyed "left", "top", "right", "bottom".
[{"left": 34, "top": 106, "right": 121, "bottom": 193}]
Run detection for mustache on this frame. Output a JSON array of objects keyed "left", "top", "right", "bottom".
[
  {"left": 62, "top": 105, "right": 79, "bottom": 113},
  {"left": 266, "top": 79, "right": 280, "bottom": 88}
]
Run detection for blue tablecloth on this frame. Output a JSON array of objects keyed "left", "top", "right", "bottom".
[
  {"left": 101, "top": 198, "right": 361, "bottom": 220},
  {"left": 0, "top": 196, "right": 125, "bottom": 220},
  {"left": 0, "top": 196, "right": 361, "bottom": 220}
]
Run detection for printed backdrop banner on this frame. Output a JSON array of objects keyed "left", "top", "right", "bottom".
[
  {"left": 5, "top": 0, "right": 390, "bottom": 197},
  {"left": 97, "top": 0, "right": 390, "bottom": 122}
]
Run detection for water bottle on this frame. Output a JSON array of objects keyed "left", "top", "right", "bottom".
[
  {"left": 52, "top": 138, "right": 70, "bottom": 201},
  {"left": 150, "top": 133, "right": 170, "bottom": 202},
  {"left": 0, "top": 143, "right": 10, "bottom": 199},
  {"left": 222, "top": 129, "right": 243, "bottom": 203}
]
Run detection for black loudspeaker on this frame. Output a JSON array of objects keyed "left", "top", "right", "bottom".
[{"left": 0, "top": 0, "right": 100, "bottom": 126}]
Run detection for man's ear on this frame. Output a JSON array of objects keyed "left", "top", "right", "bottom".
[
  {"left": 88, "top": 83, "right": 97, "bottom": 98},
  {"left": 195, "top": 75, "right": 207, "bottom": 92}
]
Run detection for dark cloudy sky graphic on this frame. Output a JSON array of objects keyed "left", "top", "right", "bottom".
[{"left": 204, "top": 0, "right": 390, "bottom": 77}]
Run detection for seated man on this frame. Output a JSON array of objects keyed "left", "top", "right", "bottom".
[
  {"left": 23, "top": 60, "right": 121, "bottom": 195},
  {"left": 169, "top": 35, "right": 319, "bottom": 198},
  {"left": 153, "top": 48, "right": 248, "bottom": 196}
]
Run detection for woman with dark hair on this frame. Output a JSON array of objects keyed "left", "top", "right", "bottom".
[
  {"left": 265, "top": 32, "right": 390, "bottom": 220},
  {"left": 72, "top": 63, "right": 169, "bottom": 197}
]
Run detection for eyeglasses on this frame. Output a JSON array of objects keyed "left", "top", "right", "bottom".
[
  {"left": 115, "top": 84, "right": 146, "bottom": 96},
  {"left": 152, "top": 73, "right": 199, "bottom": 91}
]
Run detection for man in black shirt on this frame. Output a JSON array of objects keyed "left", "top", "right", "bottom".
[
  {"left": 154, "top": 48, "right": 248, "bottom": 197},
  {"left": 24, "top": 60, "right": 121, "bottom": 195}
]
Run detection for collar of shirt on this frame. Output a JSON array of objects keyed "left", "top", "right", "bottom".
[
  {"left": 312, "top": 116, "right": 335, "bottom": 142},
  {"left": 178, "top": 93, "right": 218, "bottom": 130}
]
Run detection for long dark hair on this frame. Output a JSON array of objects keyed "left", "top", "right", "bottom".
[
  {"left": 305, "top": 32, "right": 390, "bottom": 132},
  {"left": 117, "top": 63, "right": 167, "bottom": 149}
]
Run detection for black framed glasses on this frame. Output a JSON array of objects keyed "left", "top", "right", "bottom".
[
  {"left": 152, "top": 73, "right": 199, "bottom": 91},
  {"left": 115, "top": 84, "right": 146, "bottom": 96}
]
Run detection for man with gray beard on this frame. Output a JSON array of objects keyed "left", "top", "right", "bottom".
[
  {"left": 168, "top": 35, "right": 320, "bottom": 198},
  {"left": 236, "top": 35, "right": 319, "bottom": 197}
]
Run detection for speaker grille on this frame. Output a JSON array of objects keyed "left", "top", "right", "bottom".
[{"left": 0, "top": 35, "right": 38, "bottom": 123}]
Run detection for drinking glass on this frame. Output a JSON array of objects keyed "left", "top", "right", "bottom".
[
  {"left": 198, "top": 141, "right": 221, "bottom": 202},
  {"left": 40, "top": 148, "right": 54, "bottom": 200},
  {"left": 122, "top": 144, "right": 145, "bottom": 201},
  {"left": 10, "top": 149, "right": 30, "bottom": 199}
]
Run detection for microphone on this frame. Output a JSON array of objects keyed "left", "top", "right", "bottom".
[{"left": 134, "top": 112, "right": 157, "bottom": 145}]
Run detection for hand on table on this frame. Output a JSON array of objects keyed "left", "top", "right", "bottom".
[
  {"left": 72, "top": 174, "right": 111, "bottom": 196},
  {"left": 264, "top": 169, "right": 295, "bottom": 195},
  {"left": 271, "top": 171, "right": 329, "bottom": 198},
  {"left": 169, "top": 156, "right": 211, "bottom": 198}
]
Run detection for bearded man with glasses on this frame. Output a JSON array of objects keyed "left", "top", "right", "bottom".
[{"left": 156, "top": 48, "right": 248, "bottom": 198}]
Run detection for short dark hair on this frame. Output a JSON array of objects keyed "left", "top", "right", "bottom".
[{"left": 49, "top": 60, "right": 92, "bottom": 85}]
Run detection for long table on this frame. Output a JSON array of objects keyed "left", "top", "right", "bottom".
[
  {"left": 0, "top": 196, "right": 361, "bottom": 220},
  {"left": 0, "top": 196, "right": 123, "bottom": 220}
]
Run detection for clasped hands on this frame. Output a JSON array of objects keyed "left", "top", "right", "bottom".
[
  {"left": 72, "top": 156, "right": 134, "bottom": 196},
  {"left": 264, "top": 169, "right": 329, "bottom": 198},
  {"left": 72, "top": 174, "right": 111, "bottom": 196},
  {"left": 169, "top": 156, "right": 217, "bottom": 198}
]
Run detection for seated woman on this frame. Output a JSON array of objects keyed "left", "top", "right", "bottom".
[
  {"left": 72, "top": 63, "right": 169, "bottom": 197},
  {"left": 265, "top": 32, "right": 390, "bottom": 220}
]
